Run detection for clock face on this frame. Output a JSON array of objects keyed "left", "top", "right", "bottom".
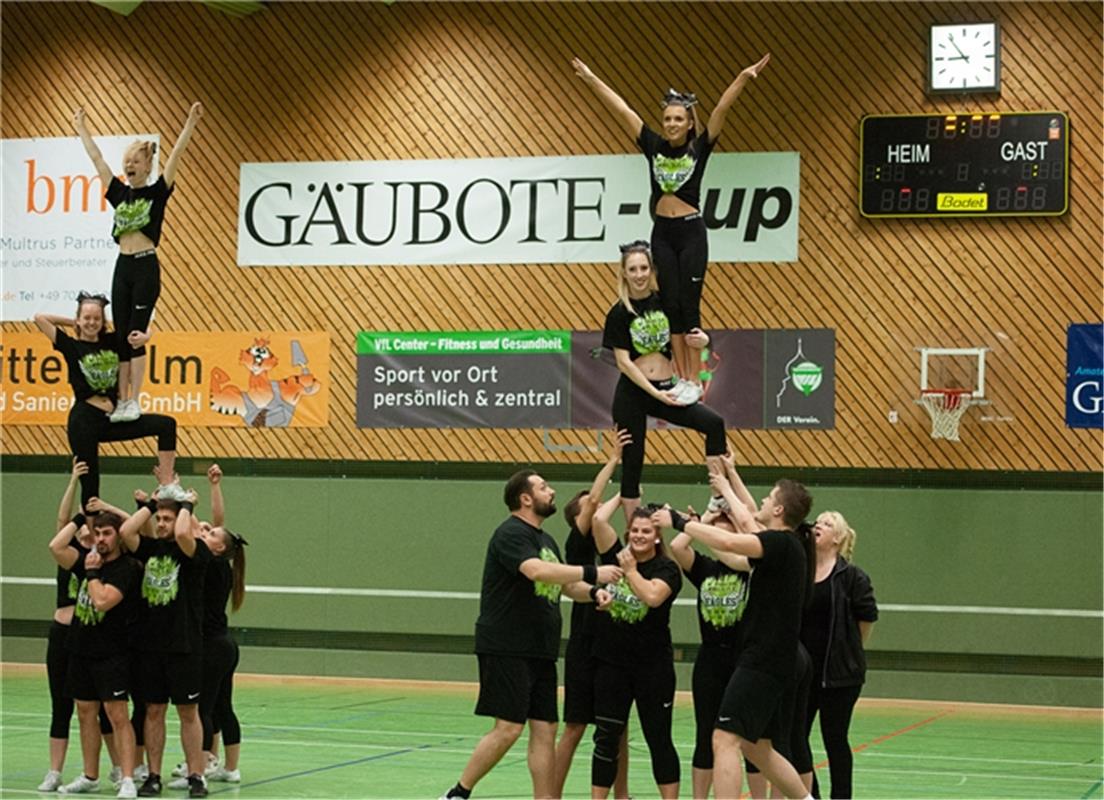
[{"left": 929, "top": 22, "right": 1000, "bottom": 93}]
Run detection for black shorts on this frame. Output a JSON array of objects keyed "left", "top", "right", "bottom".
[
  {"left": 474, "top": 654, "right": 558, "bottom": 725},
  {"left": 716, "top": 666, "right": 787, "bottom": 744},
  {"left": 136, "top": 650, "right": 203, "bottom": 705},
  {"left": 562, "top": 636, "right": 598, "bottom": 724},
  {"left": 66, "top": 652, "right": 131, "bottom": 702}
]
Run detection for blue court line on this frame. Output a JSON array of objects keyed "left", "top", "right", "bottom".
[
  {"left": 209, "top": 737, "right": 460, "bottom": 795},
  {"left": 1081, "top": 779, "right": 1103, "bottom": 799}
]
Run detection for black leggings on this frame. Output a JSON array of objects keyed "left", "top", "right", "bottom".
[
  {"left": 111, "top": 250, "right": 160, "bottom": 362},
  {"left": 691, "top": 643, "right": 738, "bottom": 769},
  {"left": 806, "top": 682, "right": 863, "bottom": 798},
  {"left": 651, "top": 214, "right": 707, "bottom": 333},
  {"left": 47, "top": 621, "right": 112, "bottom": 738},
  {"left": 591, "top": 657, "right": 679, "bottom": 788},
  {"left": 612, "top": 375, "right": 726, "bottom": 499},
  {"left": 67, "top": 401, "right": 177, "bottom": 511},
  {"left": 200, "top": 634, "right": 241, "bottom": 750}
]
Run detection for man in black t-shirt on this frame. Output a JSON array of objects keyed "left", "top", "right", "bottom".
[
  {"left": 654, "top": 478, "right": 815, "bottom": 800},
  {"left": 120, "top": 492, "right": 212, "bottom": 798},
  {"left": 49, "top": 511, "right": 142, "bottom": 798},
  {"left": 441, "top": 470, "right": 622, "bottom": 800}
]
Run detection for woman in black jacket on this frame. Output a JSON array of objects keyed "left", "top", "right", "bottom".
[{"left": 800, "top": 511, "right": 878, "bottom": 798}]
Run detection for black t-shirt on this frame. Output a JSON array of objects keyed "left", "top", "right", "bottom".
[
  {"left": 637, "top": 124, "right": 716, "bottom": 213},
  {"left": 133, "top": 536, "right": 212, "bottom": 654},
  {"left": 202, "top": 557, "right": 232, "bottom": 639},
  {"left": 592, "top": 545, "right": 681, "bottom": 666},
  {"left": 106, "top": 175, "right": 175, "bottom": 245},
  {"left": 685, "top": 551, "right": 747, "bottom": 648},
  {"left": 55, "top": 536, "right": 90, "bottom": 609},
  {"left": 736, "top": 529, "right": 807, "bottom": 676},
  {"left": 602, "top": 293, "right": 672, "bottom": 361},
  {"left": 68, "top": 554, "right": 142, "bottom": 658},
  {"left": 564, "top": 522, "right": 598, "bottom": 643},
  {"left": 53, "top": 329, "right": 120, "bottom": 403},
  {"left": 474, "top": 516, "right": 565, "bottom": 661}
]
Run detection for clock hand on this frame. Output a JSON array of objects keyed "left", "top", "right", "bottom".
[{"left": 948, "top": 35, "right": 969, "bottom": 60}]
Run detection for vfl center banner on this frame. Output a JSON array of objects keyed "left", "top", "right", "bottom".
[
  {"left": 357, "top": 329, "right": 833, "bottom": 430},
  {"left": 2, "top": 135, "right": 159, "bottom": 321},
  {"left": 1, "top": 331, "right": 329, "bottom": 427},
  {"left": 1066, "top": 323, "right": 1103, "bottom": 428},
  {"left": 239, "top": 152, "right": 799, "bottom": 266}
]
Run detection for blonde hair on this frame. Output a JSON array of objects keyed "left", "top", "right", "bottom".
[
  {"left": 819, "top": 511, "right": 856, "bottom": 561},
  {"left": 617, "top": 246, "right": 659, "bottom": 314},
  {"left": 123, "top": 139, "right": 157, "bottom": 162}
]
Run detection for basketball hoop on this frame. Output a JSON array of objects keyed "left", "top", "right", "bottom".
[{"left": 918, "top": 389, "right": 973, "bottom": 441}]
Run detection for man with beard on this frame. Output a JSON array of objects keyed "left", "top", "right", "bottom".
[{"left": 441, "top": 470, "right": 623, "bottom": 800}]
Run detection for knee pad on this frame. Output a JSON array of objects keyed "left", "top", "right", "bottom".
[{"left": 592, "top": 716, "right": 626, "bottom": 762}]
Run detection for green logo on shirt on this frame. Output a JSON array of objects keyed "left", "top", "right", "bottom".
[
  {"left": 629, "top": 310, "right": 670, "bottom": 356},
  {"left": 142, "top": 555, "right": 180, "bottom": 606},
  {"left": 74, "top": 578, "right": 105, "bottom": 626},
  {"left": 699, "top": 573, "right": 749, "bottom": 628},
  {"left": 68, "top": 572, "right": 79, "bottom": 600},
  {"left": 653, "top": 152, "right": 695, "bottom": 193},
  {"left": 113, "top": 197, "right": 153, "bottom": 238},
  {"left": 607, "top": 578, "right": 648, "bottom": 623},
  {"left": 533, "top": 547, "right": 562, "bottom": 604},
  {"left": 79, "top": 349, "right": 119, "bottom": 393}
]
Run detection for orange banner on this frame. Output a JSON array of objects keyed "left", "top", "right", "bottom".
[{"left": 0, "top": 331, "right": 329, "bottom": 427}]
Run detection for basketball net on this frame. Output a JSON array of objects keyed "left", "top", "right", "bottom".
[{"left": 919, "top": 389, "right": 973, "bottom": 441}]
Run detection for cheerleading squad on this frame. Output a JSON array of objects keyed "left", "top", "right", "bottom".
[
  {"left": 40, "top": 460, "right": 247, "bottom": 799},
  {"left": 441, "top": 58, "right": 877, "bottom": 800}
]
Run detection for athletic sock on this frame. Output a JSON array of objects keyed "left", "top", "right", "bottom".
[{"left": 446, "top": 782, "right": 472, "bottom": 799}]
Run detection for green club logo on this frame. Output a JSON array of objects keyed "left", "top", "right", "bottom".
[
  {"left": 74, "top": 579, "right": 105, "bottom": 626},
  {"left": 607, "top": 578, "right": 648, "bottom": 623},
  {"left": 630, "top": 310, "right": 671, "bottom": 356},
  {"left": 699, "top": 573, "right": 748, "bottom": 628},
  {"left": 68, "top": 572, "right": 79, "bottom": 600},
  {"left": 79, "top": 350, "right": 119, "bottom": 393},
  {"left": 653, "top": 153, "right": 695, "bottom": 193},
  {"left": 113, "top": 197, "right": 153, "bottom": 238},
  {"left": 791, "top": 360, "right": 823, "bottom": 396},
  {"left": 533, "top": 547, "right": 562, "bottom": 604},
  {"left": 142, "top": 555, "right": 180, "bottom": 606}
]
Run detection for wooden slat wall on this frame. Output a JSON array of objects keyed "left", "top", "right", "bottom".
[{"left": 2, "top": 1, "right": 1100, "bottom": 472}]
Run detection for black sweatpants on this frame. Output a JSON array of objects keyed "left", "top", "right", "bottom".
[
  {"left": 200, "top": 634, "right": 241, "bottom": 750},
  {"left": 691, "top": 643, "right": 739, "bottom": 769},
  {"left": 591, "top": 657, "right": 679, "bottom": 788},
  {"left": 651, "top": 214, "right": 708, "bottom": 333},
  {"left": 111, "top": 250, "right": 160, "bottom": 362},
  {"left": 612, "top": 375, "right": 726, "bottom": 499},
  {"left": 47, "top": 621, "right": 112, "bottom": 738},
  {"left": 806, "top": 682, "right": 863, "bottom": 798},
  {"left": 67, "top": 401, "right": 177, "bottom": 511}
]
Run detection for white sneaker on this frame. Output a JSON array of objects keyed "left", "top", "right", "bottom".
[
  {"left": 206, "top": 767, "right": 239, "bottom": 783},
  {"left": 57, "top": 774, "right": 100, "bottom": 794},
  {"left": 133, "top": 765, "right": 149, "bottom": 783},
  {"left": 156, "top": 482, "right": 189, "bottom": 503},
  {"left": 679, "top": 380, "right": 703, "bottom": 404},
  {"left": 109, "top": 399, "right": 141, "bottom": 423},
  {"left": 170, "top": 762, "right": 187, "bottom": 779},
  {"left": 707, "top": 495, "right": 731, "bottom": 513},
  {"left": 167, "top": 777, "right": 189, "bottom": 790},
  {"left": 109, "top": 766, "right": 123, "bottom": 788},
  {"left": 37, "top": 770, "right": 62, "bottom": 792},
  {"left": 116, "top": 777, "right": 137, "bottom": 799}
]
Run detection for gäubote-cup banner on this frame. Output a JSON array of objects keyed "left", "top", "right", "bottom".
[
  {"left": 1, "top": 331, "right": 330, "bottom": 428},
  {"left": 2, "top": 136, "right": 160, "bottom": 322},
  {"left": 238, "top": 153, "right": 800, "bottom": 266},
  {"left": 356, "top": 329, "right": 834, "bottom": 430}
]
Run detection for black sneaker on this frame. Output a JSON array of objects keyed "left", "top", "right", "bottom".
[
  {"left": 187, "top": 774, "right": 208, "bottom": 798},
  {"left": 137, "top": 774, "right": 162, "bottom": 797}
]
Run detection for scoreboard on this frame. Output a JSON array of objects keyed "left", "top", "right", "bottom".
[{"left": 859, "top": 112, "right": 1069, "bottom": 218}]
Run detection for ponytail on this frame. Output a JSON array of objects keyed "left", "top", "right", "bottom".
[
  {"left": 222, "top": 529, "right": 248, "bottom": 612},
  {"left": 795, "top": 520, "right": 816, "bottom": 610},
  {"left": 822, "top": 511, "right": 857, "bottom": 561}
]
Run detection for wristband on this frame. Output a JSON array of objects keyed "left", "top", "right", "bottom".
[
  {"left": 589, "top": 584, "right": 601, "bottom": 602},
  {"left": 85, "top": 569, "right": 101, "bottom": 581},
  {"left": 145, "top": 498, "right": 158, "bottom": 515},
  {"left": 581, "top": 563, "right": 597, "bottom": 585},
  {"left": 181, "top": 501, "right": 195, "bottom": 514},
  {"left": 669, "top": 509, "right": 688, "bottom": 532},
  {"left": 71, "top": 513, "right": 86, "bottom": 529}
]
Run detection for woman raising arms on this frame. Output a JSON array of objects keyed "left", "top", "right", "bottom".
[{"left": 573, "top": 54, "right": 770, "bottom": 398}]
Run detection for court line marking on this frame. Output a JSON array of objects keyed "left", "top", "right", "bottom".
[
  {"left": 3, "top": 577, "right": 1100, "bottom": 617},
  {"left": 1082, "top": 779, "right": 1104, "bottom": 798}
]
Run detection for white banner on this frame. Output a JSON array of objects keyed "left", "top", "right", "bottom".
[
  {"left": 238, "top": 152, "right": 799, "bottom": 267},
  {"left": 1, "top": 135, "right": 159, "bottom": 321}
]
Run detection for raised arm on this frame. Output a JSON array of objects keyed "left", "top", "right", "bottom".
[
  {"left": 722, "top": 452, "right": 757, "bottom": 514},
  {"left": 591, "top": 492, "right": 624, "bottom": 556},
  {"left": 57, "top": 459, "right": 87, "bottom": 532},
  {"left": 207, "top": 463, "right": 225, "bottom": 528},
  {"left": 175, "top": 489, "right": 200, "bottom": 557},
  {"left": 575, "top": 429, "right": 630, "bottom": 535},
  {"left": 85, "top": 495, "right": 131, "bottom": 521},
  {"left": 614, "top": 349, "right": 683, "bottom": 406},
  {"left": 706, "top": 53, "right": 770, "bottom": 142},
  {"left": 33, "top": 313, "right": 74, "bottom": 344},
  {"left": 571, "top": 58, "right": 644, "bottom": 142},
  {"left": 120, "top": 500, "right": 154, "bottom": 552},
  {"left": 162, "top": 102, "right": 203, "bottom": 187},
  {"left": 73, "top": 108, "right": 114, "bottom": 185},
  {"left": 669, "top": 531, "right": 696, "bottom": 572},
  {"left": 49, "top": 519, "right": 82, "bottom": 571},
  {"left": 654, "top": 508, "right": 765, "bottom": 558}
]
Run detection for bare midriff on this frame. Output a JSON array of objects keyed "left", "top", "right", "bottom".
[
  {"left": 119, "top": 230, "right": 156, "bottom": 255},
  {"left": 656, "top": 193, "right": 698, "bottom": 218},
  {"left": 635, "top": 351, "right": 676, "bottom": 381}
]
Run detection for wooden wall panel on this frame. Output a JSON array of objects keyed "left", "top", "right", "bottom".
[{"left": 1, "top": 1, "right": 1100, "bottom": 472}]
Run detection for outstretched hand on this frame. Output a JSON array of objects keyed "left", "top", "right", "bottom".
[
  {"left": 207, "top": 463, "right": 222, "bottom": 485},
  {"left": 188, "top": 101, "right": 204, "bottom": 122},
  {"left": 741, "top": 53, "right": 771, "bottom": 80},
  {"left": 71, "top": 458, "right": 89, "bottom": 480},
  {"left": 73, "top": 107, "right": 87, "bottom": 128},
  {"left": 571, "top": 57, "right": 594, "bottom": 81}
]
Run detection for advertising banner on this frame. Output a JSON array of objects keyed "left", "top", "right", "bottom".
[
  {"left": 239, "top": 152, "right": 800, "bottom": 266},
  {"left": 1, "top": 135, "right": 159, "bottom": 321},
  {"left": 1, "top": 331, "right": 329, "bottom": 427},
  {"left": 357, "top": 329, "right": 833, "bottom": 430},
  {"left": 1066, "top": 324, "right": 1103, "bottom": 428}
]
